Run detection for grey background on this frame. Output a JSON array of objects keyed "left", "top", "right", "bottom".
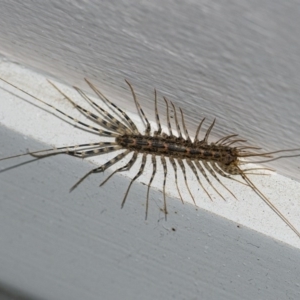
[
  {"left": 1, "top": 0, "right": 300, "bottom": 299},
  {"left": 0, "top": 0, "right": 300, "bottom": 178}
]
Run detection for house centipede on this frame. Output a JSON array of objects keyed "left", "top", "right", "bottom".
[{"left": 0, "top": 77, "right": 300, "bottom": 238}]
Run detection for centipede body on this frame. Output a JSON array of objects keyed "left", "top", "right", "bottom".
[{"left": 0, "top": 76, "right": 300, "bottom": 240}]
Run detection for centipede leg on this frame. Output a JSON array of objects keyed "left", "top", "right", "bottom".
[
  {"left": 146, "top": 154, "right": 157, "bottom": 220},
  {"left": 161, "top": 155, "right": 168, "bottom": 219},
  {"left": 169, "top": 157, "right": 184, "bottom": 204},
  {"left": 70, "top": 149, "right": 131, "bottom": 191},
  {"left": 121, "top": 153, "right": 147, "bottom": 208}
]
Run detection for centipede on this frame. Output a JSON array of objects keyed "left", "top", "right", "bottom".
[{"left": 0, "top": 77, "right": 300, "bottom": 238}]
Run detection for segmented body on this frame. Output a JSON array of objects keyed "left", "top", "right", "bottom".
[
  {"left": 116, "top": 135, "right": 236, "bottom": 163},
  {"left": 0, "top": 77, "right": 299, "bottom": 238}
]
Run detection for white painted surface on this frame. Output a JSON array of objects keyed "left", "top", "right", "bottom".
[
  {"left": 0, "top": 0, "right": 300, "bottom": 299},
  {"left": 1, "top": 63, "right": 300, "bottom": 248}
]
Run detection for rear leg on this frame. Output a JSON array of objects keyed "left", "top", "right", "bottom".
[{"left": 233, "top": 165, "right": 300, "bottom": 239}]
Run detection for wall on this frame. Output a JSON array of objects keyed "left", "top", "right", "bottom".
[{"left": 0, "top": 1, "right": 300, "bottom": 299}]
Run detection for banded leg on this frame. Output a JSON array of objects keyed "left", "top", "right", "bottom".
[
  {"left": 211, "top": 162, "right": 246, "bottom": 186},
  {"left": 73, "top": 86, "right": 131, "bottom": 134},
  {"left": 85, "top": 79, "right": 140, "bottom": 134},
  {"left": 186, "top": 159, "right": 211, "bottom": 203},
  {"left": 240, "top": 167, "right": 274, "bottom": 175},
  {"left": 169, "top": 157, "right": 184, "bottom": 204},
  {"left": 72, "top": 146, "right": 123, "bottom": 158},
  {"left": 194, "top": 161, "right": 226, "bottom": 201},
  {"left": 215, "top": 134, "right": 238, "bottom": 145},
  {"left": 48, "top": 81, "right": 125, "bottom": 134},
  {"left": 203, "top": 119, "right": 216, "bottom": 143},
  {"left": 179, "top": 107, "right": 192, "bottom": 142},
  {"left": 223, "top": 139, "right": 247, "bottom": 147},
  {"left": 0, "top": 142, "right": 113, "bottom": 161},
  {"left": 154, "top": 89, "right": 162, "bottom": 136},
  {"left": 125, "top": 80, "right": 151, "bottom": 135},
  {"left": 31, "top": 143, "right": 120, "bottom": 159},
  {"left": 121, "top": 153, "right": 147, "bottom": 208},
  {"left": 99, "top": 152, "right": 138, "bottom": 186},
  {"left": 70, "top": 149, "right": 131, "bottom": 191},
  {"left": 216, "top": 162, "right": 275, "bottom": 180},
  {"left": 235, "top": 146, "right": 261, "bottom": 151},
  {"left": 146, "top": 154, "right": 157, "bottom": 219},
  {"left": 0, "top": 77, "right": 117, "bottom": 137},
  {"left": 45, "top": 80, "right": 118, "bottom": 136},
  {"left": 194, "top": 117, "right": 205, "bottom": 142},
  {"left": 170, "top": 101, "right": 182, "bottom": 138},
  {"left": 163, "top": 97, "right": 174, "bottom": 137},
  {"left": 202, "top": 161, "right": 237, "bottom": 200},
  {"left": 177, "top": 158, "right": 195, "bottom": 204},
  {"left": 161, "top": 155, "right": 168, "bottom": 219}
]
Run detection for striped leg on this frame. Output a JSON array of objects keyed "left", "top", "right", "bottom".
[
  {"left": 73, "top": 86, "right": 131, "bottom": 134},
  {"left": 169, "top": 157, "right": 184, "bottom": 204},
  {"left": 70, "top": 149, "right": 131, "bottom": 191},
  {"left": 99, "top": 152, "right": 138, "bottom": 186},
  {"left": 202, "top": 161, "right": 237, "bottom": 200},
  {"left": 203, "top": 119, "right": 216, "bottom": 143},
  {"left": 186, "top": 159, "right": 211, "bottom": 203},
  {"left": 194, "top": 118, "right": 205, "bottom": 142},
  {"left": 179, "top": 107, "right": 192, "bottom": 142},
  {"left": 125, "top": 80, "right": 151, "bottom": 136},
  {"left": 177, "top": 158, "right": 195, "bottom": 204},
  {"left": 30, "top": 142, "right": 119, "bottom": 158},
  {"left": 121, "top": 153, "right": 147, "bottom": 208},
  {"left": 146, "top": 154, "right": 157, "bottom": 220},
  {"left": 194, "top": 161, "right": 226, "bottom": 201},
  {"left": 48, "top": 81, "right": 124, "bottom": 134},
  {"left": 235, "top": 166, "right": 300, "bottom": 239},
  {"left": 161, "top": 155, "right": 168, "bottom": 220},
  {"left": 170, "top": 101, "right": 182, "bottom": 138},
  {"left": 163, "top": 97, "right": 174, "bottom": 137},
  {"left": 215, "top": 134, "right": 238, "bottom": 145},
  {"left": 0, "top": 77, "right": 117, "bottom": 137},
  {"left": 211, "top": 162, "right": 247, "bottom": 186},
  {"left": 154, "top": 89, "right": 162, "bottom": 136},
  {"left": 85, "top": 79, "right": 140, "bottom": 134}
]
